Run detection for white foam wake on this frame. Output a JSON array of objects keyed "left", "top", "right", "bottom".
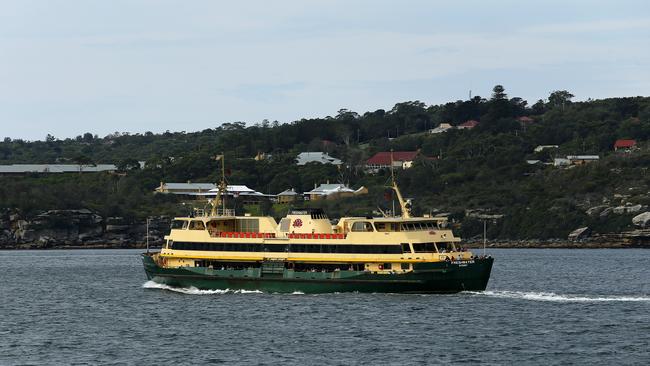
[
  {"left": 467, "top": 290, "right": 650, "bottom": 303},
  {"left": 142, "top": 281, "right": 262, "bottom": 295}
]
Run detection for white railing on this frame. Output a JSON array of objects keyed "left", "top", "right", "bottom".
[{"left": 215, "top": 208, "right": 235, "bottom": 217}]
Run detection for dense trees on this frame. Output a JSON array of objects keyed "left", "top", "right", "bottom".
[{"left": 1, "top": 87, "right": 649, "bottom": 239}]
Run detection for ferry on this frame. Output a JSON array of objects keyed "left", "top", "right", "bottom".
[{"left": 142, "top": 157, "right": 493, "bottom": 294}]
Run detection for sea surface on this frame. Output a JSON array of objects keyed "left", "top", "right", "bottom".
[{"left": 0, "top": 249, "right": 648, "bottom": 365}]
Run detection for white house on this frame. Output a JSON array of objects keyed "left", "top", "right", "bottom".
[{"left": 429, "top": 123, "right": 453, "bottom": 134}]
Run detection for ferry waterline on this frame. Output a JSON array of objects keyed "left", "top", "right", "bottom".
[{"left": 142, "top": 158, "right": 493, "bottom": 293}]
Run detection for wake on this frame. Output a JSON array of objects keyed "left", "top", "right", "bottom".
[
  {"left": 467, "top": 290, "right": 650, "bottom": 303},
  {"left": 142, "top": 281, "right": 262, "bottom": 295}
]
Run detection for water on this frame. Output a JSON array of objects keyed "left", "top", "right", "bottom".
[{"left": 1, "top": 249, "right": 648, "bottom": 365}]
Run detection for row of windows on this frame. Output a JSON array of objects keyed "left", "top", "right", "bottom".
[
  {"left": 170, "top": 241, "right": 403, "bottom": 254},
  {"left": 171, "top": 219, "right": 259, "bottom": 232}
]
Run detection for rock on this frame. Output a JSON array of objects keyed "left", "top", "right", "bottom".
[
  {"left": 599, "top": 208, "right": 613, "bottom": 218},
  {"left": 626, "top": 204, "right": 644, "bottom": 214},
  {"left": 613, "top": 204, "right": 645, "bottom": 214},
  {"left": 586, "top": 205, "right": 608, "bottom": 217},
  {"left": 568, "top": 227, "right": 590, "bottom": 241},
  {"left": 632, "top": 212, "right": 650, "bottom": 228}
]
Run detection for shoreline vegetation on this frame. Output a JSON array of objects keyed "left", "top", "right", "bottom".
[{"left": 1, "top": 87, "right": 650, "bottom": 244}]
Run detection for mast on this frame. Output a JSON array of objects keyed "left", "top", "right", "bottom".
[
  {"left": 210, "top": 153, "right": 227, "bottom": 216},
  {"left": 390, "top": 150, "right": 411, "bottom": 219}
]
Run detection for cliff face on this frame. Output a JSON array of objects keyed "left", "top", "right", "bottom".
[{"left": 0, "top": 209, "right": 169, "bottom": 249}]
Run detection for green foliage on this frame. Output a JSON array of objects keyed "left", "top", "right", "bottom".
[{"left": 1, "top": 88, "right": 649, "bottom": 239}]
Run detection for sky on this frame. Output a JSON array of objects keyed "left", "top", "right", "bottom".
[{"left": 1, "top": 0, "right": 650, "bottom": 141}]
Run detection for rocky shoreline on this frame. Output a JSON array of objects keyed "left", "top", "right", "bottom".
[
  {"left": 1, "top": 209, "right": 649, "bottom": 250},
  {"left": 0, "top": 209, "right": 169, "bottom": 250}
]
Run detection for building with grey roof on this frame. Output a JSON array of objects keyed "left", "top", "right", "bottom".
[
  {"left": 0, "top": 164, "right": 120, "bottom": 174},
  {"left": 295, "top": 152, "right": 342, "bottom": 166}
]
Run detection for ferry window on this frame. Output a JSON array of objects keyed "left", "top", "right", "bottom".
[
  {"left": 189, "top": 221, "right": 205, "bottom": 230},
  {"left": 171, "top": 220, "right": 184, "bottom": 229},
  {"left": 182, "top": 221, "right": 189, "bottom": 230},
  {"left": 280, "top": 218, "right": 290, "bottom": 232},
  {"left": 413, "top": 242, "right": 436, "bottom": 253},
  {"left": 401, "top": 263, "right": 410, "bottom": 270},
  {"left": 401, "top": 243, "right": 411, "bottom": 253},
  {"left": 383, "top": 263, "right": 392, "bottom": 270},
  {"left": 437, "top": 242, "right": 451, "bottom": 252},
  {"left": 238, "top": 219, "right": 259, "bottom": 233},
  {"left": 351, "top": 221, "right": 374, "bottom": 232}
]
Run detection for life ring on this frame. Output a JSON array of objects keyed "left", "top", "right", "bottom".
[{"left": 378, "top": 264, "right": 384, "bottom": 270}]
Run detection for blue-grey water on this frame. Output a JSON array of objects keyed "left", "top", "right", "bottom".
[{"left": 1, "top": 249, "right": 648, "bottom": 365}]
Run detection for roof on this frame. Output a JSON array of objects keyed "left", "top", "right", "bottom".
[
  {"left": 458, "top": 120, "right": 479, "bottom": 128},
  {"left": 163, "top": 183, "right": 216, "bottom": 190},
  {"left": 0, "top": 164, "right": 118, "bottom": 174},
  {"left": 278, "top": 188, "right": 299, "bottom": 196},
  {"left": 366, "top": 151, "right": 419, "bottom": 165},
  {"left": 306, "top": 183, "right": 354, "bottom": 195},
  {"left": 208, "top": 185, "right": 263, "bottom": 195},
  {"left": 429, "top": 123, "right": 453, "bottom": 133},
  {"left": 296, "top": 152, "right": 342, "bottom": 165},
  {"left": 614, "top": 139, "right": 636, "bottom": 148},
  {"left": 567, "top": 155, "right": 600, "bottom": 160},
  {"left": 517, "top": 116, "right": 534, "bottom": 123}
]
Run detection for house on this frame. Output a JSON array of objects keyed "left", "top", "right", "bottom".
[
  {"left": 429, "top": 123, "right": 453, "bottom": 134},
  {"left": 553, "top": 158, "right": 570, "bottom": 167},
  {"left": 534, "top": 145, "right": 559, "bottom": 153},
  {"left": 254, "top": 152, "right": 272, "bottom": 161},
  {"left": 365, "top": 151, "right": 419, "bottom": 173},
  {"left": 0, "top": 163, "right": 124, "bottom": 175},
  {"left": 457, "top": 120, "right": 479, "bottom": 130},
  {"left": 304, "top": 183, "right": 367, "bottom": 201},
  {"left": 526, "top": 160, "right": 542, "bottom": 165},
  {"left": 517, "top": 116, "right": 534, "bottom": 124},
  {"left": 208, "top": 185, "right": 267, "bottom": 197},
  {"left": 567, "top": 155, "right": 600, "bottom": 165},
  {"left": 296, "top": 152, "right": 342, "bottom": 166},
  {"left": 155, "top": 182, "right": 216, "bottom": 195},
  {"left": 277, "top": 188, "right": 299, "bottom": 204},
  {"left": 614, "top": 139, "right": 637, "bottom": 152}
]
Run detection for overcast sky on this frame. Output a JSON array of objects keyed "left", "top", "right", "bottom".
[{"left": 1, "top": 0, "right": 649, "bottom": 140}]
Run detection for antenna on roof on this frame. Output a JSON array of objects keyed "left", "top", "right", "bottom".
[
  {"left": 389, "top": 149, "right": 411, "bottom": 219},
  {"left": 210, "top": 153, "right": 227, "bottom": 216}
]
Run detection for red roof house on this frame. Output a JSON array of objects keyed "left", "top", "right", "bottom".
[
  {"left": 517, "top": 116, "right": 534, "bottom": 124},
  {"left": 614, "top": 139, "right": 637, "bottom": 151},
  {"left": 457, "top": 120, "right": 479, "bottom": 129},
  {"left": 366, "top": 151, "right": 419, "bottom": 172}
]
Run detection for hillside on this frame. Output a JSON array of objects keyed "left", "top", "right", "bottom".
[{"left": 1, "top": 86, "right": 650, "bottom": 244}]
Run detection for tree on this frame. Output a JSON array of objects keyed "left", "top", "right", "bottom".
[
  {"left": 548, "top": 90, "right": 574, "bottom": 110},
  {"left": 73, "top": 154, "right": 94, "bottom": 173},
  {"left": 116, "top": 158, "right": 141, "bottom": 173},
  {"left": 491, "top": 85, "right": 507, "bottom": 101}
]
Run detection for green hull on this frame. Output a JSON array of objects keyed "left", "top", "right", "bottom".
[{"left": 141, "top": 254, "right": 493, "bottom": 294}]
